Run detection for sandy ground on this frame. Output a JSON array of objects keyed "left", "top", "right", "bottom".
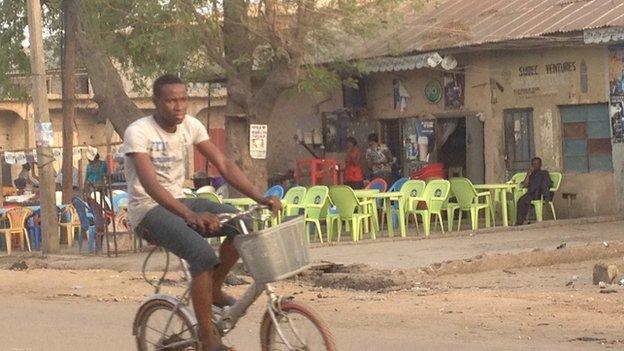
[{"left": 1, "top": 219, "right": 623, "bottom": 350}]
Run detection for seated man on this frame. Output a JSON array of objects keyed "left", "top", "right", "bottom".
[
  {"left": 516, "top": 157, "right": 552, "bottom": 226},
  {"left": 124, "top": 74, "right": 280, "bottom": 351}
]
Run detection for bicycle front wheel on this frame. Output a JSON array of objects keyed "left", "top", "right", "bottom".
[
  {"left": 260, "top": 300, "right": 336, "bottom": 351},
  {"left": 135, "top": 299, "right": 200, "bottom": 351}
]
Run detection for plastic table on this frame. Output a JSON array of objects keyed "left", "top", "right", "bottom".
[
  {"left": 353, "top": 189, "right": 380, "bottom": 233},
  {"left": 473, "top": 183, "right": 517, "bottom": 227},
  {"left": 374, "top": 192, "right": 405, "bottom": 237},
  {"left": 222, "top": 198, "right": 257, "bottom": 208}
]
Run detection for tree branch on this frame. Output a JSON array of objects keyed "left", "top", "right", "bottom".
[
  {"left": 178, "top": 0, "right": 233, "bottom": 73},
  {"left": 75, "top": 2, "right": 143, "bottom": 135}
]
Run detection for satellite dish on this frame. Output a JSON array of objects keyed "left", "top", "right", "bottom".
[
  {"left": 441, "top": 55, "right": 458, "bottom": 70},
  {"left": 427, "top": 53, "right": 443, "bottom": 68}
]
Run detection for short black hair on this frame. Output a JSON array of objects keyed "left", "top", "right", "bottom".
[
  {"left": 367, "top": 133, "right": 379, "bottom": 143},
  {"left": 347, "top": 136, "right": 358, "bottom": 146},
  {"left": 153, "top": 74, "right": 184, "bottom": 97},
  {"left": 531, "top": 157, "right": 542, "bottom": 163}
]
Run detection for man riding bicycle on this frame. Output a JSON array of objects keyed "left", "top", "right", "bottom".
[{"left": 124, "top": 74, "right": 281, "bottom": 351}]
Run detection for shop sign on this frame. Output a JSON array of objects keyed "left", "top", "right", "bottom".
[{"left": 512, "top": 61, "right": 577, "bottom": 97}]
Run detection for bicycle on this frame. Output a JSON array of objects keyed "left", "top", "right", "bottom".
[{"left": 132, "top": 205, "right": 336, "bottom": 350}]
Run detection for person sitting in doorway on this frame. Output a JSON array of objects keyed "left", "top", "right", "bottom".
[
  {"left": 516, "top": 157, "right": 553, "bottom": 226},
  {"left": 365, "top": 133, "right": 394, "bottom": 185},
  {"left": 343, "top": 137, "right": 364, "bottom": 189}
]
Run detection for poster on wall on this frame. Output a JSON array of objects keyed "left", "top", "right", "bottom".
[
  {"left": 416, "top": 119, "right": 435, "bottom": 162},
  {"left": 402, "top": 118, "right": 436, "bottom": 167},
  {"left": 609, "top": 47, "right": 624, "bottom": 143},
  {"left": 249, "top": 124, "right": 268, "bottom": 159},
  {"left": 393, "top": 79, "right": 411, "bottom": 112},
  {"left": 444, "top": 71, "right": 465, "bottom": 110},
  {"left": 35, "top": 122, "right": 54, "bottom": 147}
]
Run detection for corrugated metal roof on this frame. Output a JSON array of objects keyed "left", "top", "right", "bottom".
[{"left": 345, "top": 0, "right": 624, "bottom": 60}]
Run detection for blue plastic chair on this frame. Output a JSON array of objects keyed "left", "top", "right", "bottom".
[
  {"left": 389, "top": 177, "right": 409, "bottom": 192},
  {"left": 264, "top": 185, "right": 285, "bottom": 199},
  {"left": 26, "top": 209, "right": 42, "bottom": 250},
  {"left": 72, "top": 196, "right": 97, "bottom": 253}
]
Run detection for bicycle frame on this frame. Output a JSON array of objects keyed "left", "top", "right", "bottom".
[{"left": 135, "top": 213, "right": 306, "bottom": 350}]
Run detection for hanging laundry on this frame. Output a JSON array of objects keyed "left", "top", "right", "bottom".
[
  {"left": 4, "top": 152, "right": 16, "bottom": 164},
  {"left": 15, "top": 152, "right": 27, "bottom": 165}
]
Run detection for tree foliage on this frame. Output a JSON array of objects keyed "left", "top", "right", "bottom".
[
  {"left": 0, "top": 0, "right": 64, "bottom": 98},
  {"left": 1, "top": 0, "right": 416, "bottom": 186},
  {"left": 3, "top": 0, "right": 415, "bottom": 111}
]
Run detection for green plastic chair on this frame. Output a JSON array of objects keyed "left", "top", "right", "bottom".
[
  {"left": 282, "top": 186, "right": 307, "bottom": 216},
  {"left": 531, "top": 172, "right": 562, "bottom": 222},
  {"left": 398, "top": 180, "right": 426, "bottom": 233},
  {"left": 327, "top": 186, "right": 375, "bottom": 242},
  {"left": 506, "top": 172, "right": 527, "bottom": 224},
  {"left": 196, "top": 191, "right": 222, "bottom": 203},
  {"left": 441, "top": 188, "right": 456, "bottom": 232},
  {"left": 447, "top": 178, "right": 493, "bottom": 231},
  {"left": 406, "top": 179, "right": 450, "bottom": 237},
  {"left": 300, "top": 186, "right": 329, "bottom": 243}
]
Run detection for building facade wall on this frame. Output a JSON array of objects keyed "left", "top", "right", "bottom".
[
  {"left": 364, "top": 45, "right": 618, "bottom": 217},
  {"left": 490, "top": 46, "right": 615, "bottom": 217}
]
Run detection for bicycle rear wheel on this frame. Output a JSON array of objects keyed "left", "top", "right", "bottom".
[
  {"left": 135, "top": 299, "right": 200, "bottom": 351},
  {"left": 260, "top": 300, "right": 336, "bottom": 351}
]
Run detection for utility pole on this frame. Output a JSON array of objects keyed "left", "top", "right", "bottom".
[
  {"left": 27, "top": 0, "right": 59, "bottom": 253},
  {"left": 61, "top": 0, "right": 78, "bottom": 204}
]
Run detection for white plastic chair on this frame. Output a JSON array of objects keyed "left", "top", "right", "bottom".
[{"left": 196, "top": 185, "right": 216, "bottom": 194}]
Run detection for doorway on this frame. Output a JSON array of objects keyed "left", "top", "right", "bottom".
[
  {"left": 437, "top": 115, "right": 485, "bottom": 183},
  {"left": 437, "top": 118, "right": 466, "bottom": 175}
]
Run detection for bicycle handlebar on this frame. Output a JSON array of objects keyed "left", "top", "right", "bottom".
[{"left": 217, "top": 204, "right": 268, "bottom": 225}]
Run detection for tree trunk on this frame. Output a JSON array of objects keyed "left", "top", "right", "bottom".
[
  {"left": 27, "top": 0, "right": 59, "bottom": 254},
  {"left": 61, "top": 0, "right": 77, "bottom": 204},
  {"left": 75, "top": 3, "right": 143, "bottom": 135}
]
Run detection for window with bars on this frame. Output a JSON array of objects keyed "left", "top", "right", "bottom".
[
  {"left": 504, "top": 108, "right": 534, "bottom": 174},
  {"left": 560, "top": 104, "right": 613, "bottom": 173}
]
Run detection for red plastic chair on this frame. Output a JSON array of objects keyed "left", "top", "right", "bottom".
[{"left": 411, "top": 163, "right": 446, "bottom": 181}]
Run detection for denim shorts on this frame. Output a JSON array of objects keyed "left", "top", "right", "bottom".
[{"left": 135, "top": 198, "right": 240, "bottom": 277}]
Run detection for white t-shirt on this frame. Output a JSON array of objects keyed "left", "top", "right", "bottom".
[{"left": 123, "top": 115, "right": 209, "bottom": 229}]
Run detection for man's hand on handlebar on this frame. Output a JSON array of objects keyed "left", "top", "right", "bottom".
[
  {"left": 185, "top": 212, "right": 221, "bottom": 234},
  {"left": 261, "top": 196, "right": 282, "bottom": 217}
]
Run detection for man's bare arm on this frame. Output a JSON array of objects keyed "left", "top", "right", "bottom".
[{"left": 127, "top": 153, "right": 195, "bottom": 220}]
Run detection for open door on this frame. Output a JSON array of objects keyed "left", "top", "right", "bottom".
[{"left": 465, "top": 115, "right": 485, "bottom": 183}]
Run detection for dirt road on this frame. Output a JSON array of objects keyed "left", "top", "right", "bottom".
[
  {"left": 1, "top": 219, "right": 623, "bottom": 350},
  {"left": 1, "top": 259, "right": 623, "bottom": 351},
  {"left": 311, "top": 220, "right": 624, "bottom": 269}
]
